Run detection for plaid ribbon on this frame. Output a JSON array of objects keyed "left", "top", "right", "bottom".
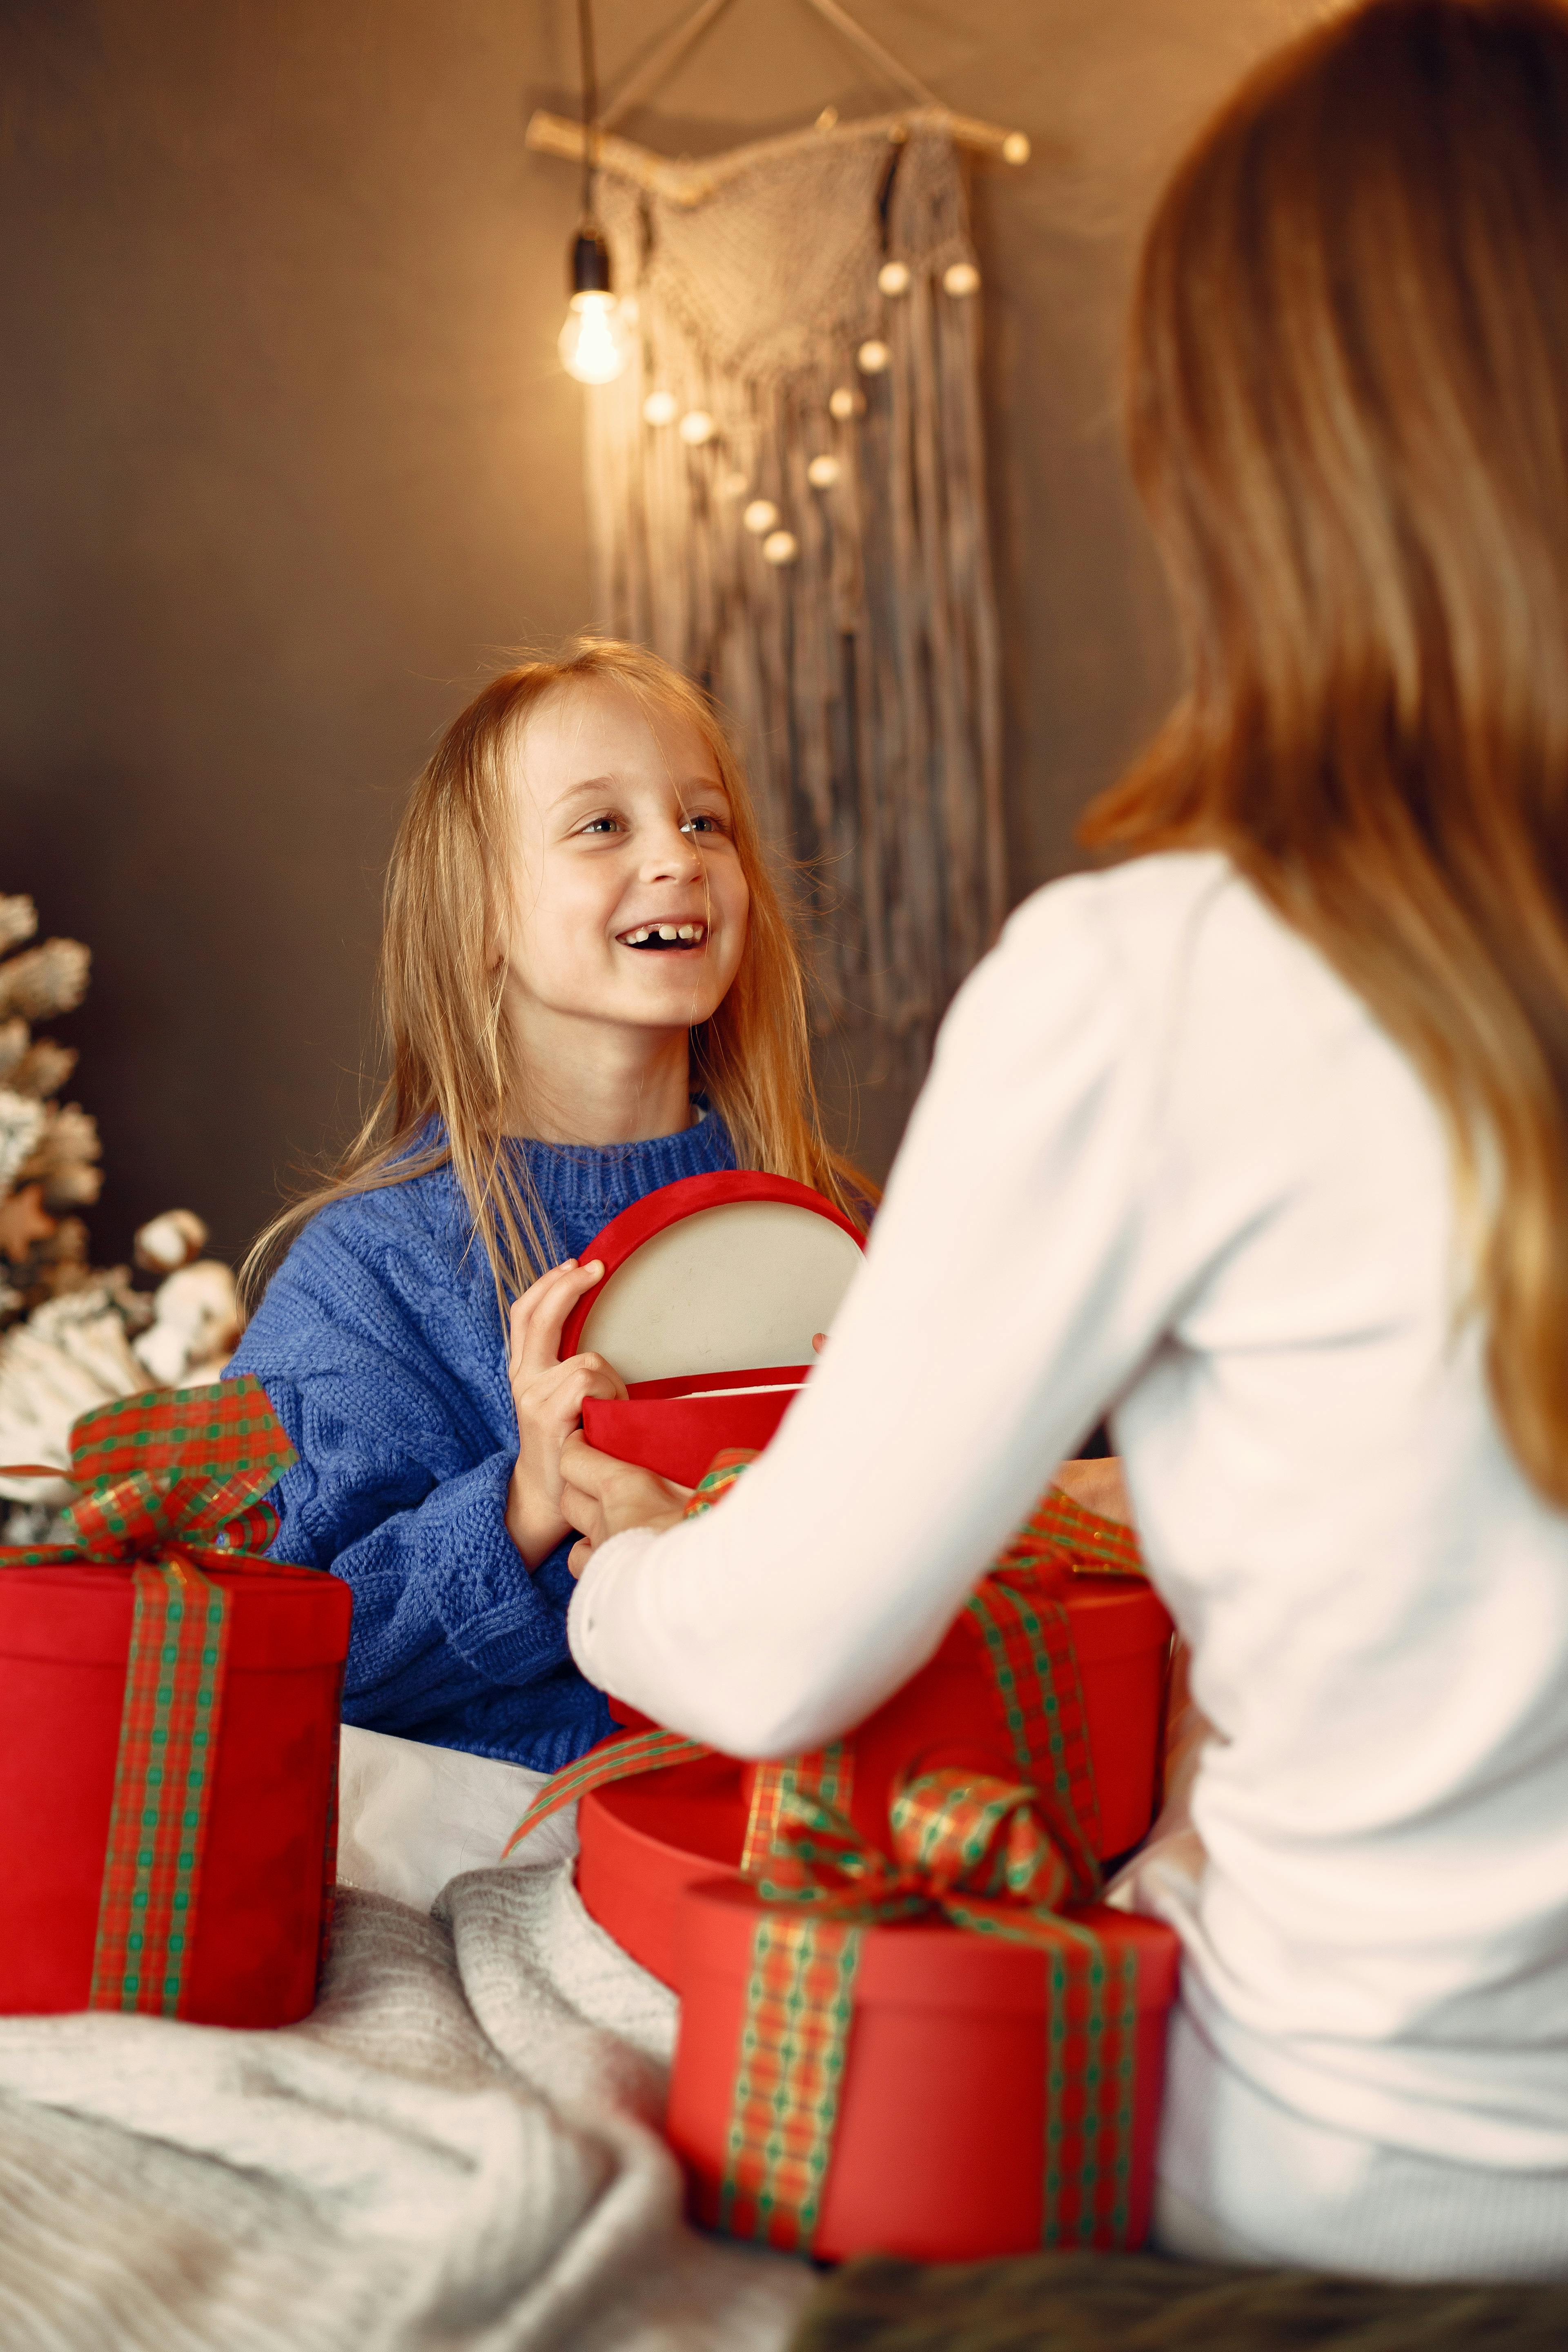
[
  {"left": 720, "top": 1765, "right": 1139, "bottom": 2255},
  {"left": 1, "top": 1375, "right": 305, "bottom": 2018},
  {"left": 500, "top": 1725, "right": 710, "bottom": 1857},
  {"left": 995, "top": 1485, "right": 1145, "bottom": 1582}
]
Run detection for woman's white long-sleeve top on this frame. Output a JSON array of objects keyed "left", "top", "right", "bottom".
[{"left": 567, "top": 851, "right": 1568, "bottom": 2272}]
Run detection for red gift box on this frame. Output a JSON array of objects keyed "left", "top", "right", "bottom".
[
  {"left": 662, "top": 1686, "right": 1180, "bottom": 2260},
  {"left": 668, "top": 1872, "right": 1180, "bottom": 2263},
  {"left": 560, "top": 1169, "right": 865, "bottom": 1488},
  {"left": 0, "top": 1377, "right": 352, "bottom": 2027}
]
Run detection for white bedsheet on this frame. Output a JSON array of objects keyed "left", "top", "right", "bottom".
[{"left": 336, "top": 1722, "right": 581, "bottom": 1910}]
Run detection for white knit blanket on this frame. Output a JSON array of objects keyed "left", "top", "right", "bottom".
[{"left": 0, "top": 1861, "right": 815, "bottom": 2352}]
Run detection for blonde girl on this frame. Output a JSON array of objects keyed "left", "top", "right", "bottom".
[{"left": 232, "top": 638, "right": 866, "bottom": 1784}]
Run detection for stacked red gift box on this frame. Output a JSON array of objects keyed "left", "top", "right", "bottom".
[{"left": 521, "top": 1172, "right": 1183, "bottom": 2264}]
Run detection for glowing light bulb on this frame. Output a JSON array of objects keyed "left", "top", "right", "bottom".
[
  {"left": 829, "top": 386, "right": 863, "bottom": 421},
  {"left": 807, "top": 454, "right": 840, "bottom": 489},
  {"left": 762, "top": 529, "right": 799, "bottom": 566},
  {"left": 643, "top": 389, "right": 678, "bottom": 425},
  {"left": 878, "top": 260, "right": 911, "bottom": 296},
  {"left": 743, "top": 498, "right": 780, "bottom": 535},
  {"left": 857, "top": 338, "right": 891, "bottom": 375},
  {"left": 559, "top": 292, "right": 630, "bottom": 385},
  {"left": 679, "top": 408, "right": 716, "bottom": 445},
  {"left": 943, "top": 261, "right": 982, "bottom": 297}
]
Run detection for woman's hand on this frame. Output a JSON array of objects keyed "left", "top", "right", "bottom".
[
  {"left": 559, "top": 1430, "right": 690, "bottom": 1578},
  {"left": 506, "top": 1259, "right": 628, "bottom": 1569}
]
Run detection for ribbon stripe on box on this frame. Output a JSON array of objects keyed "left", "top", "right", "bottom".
[{"left": 0, "top": 1376, "right": 350, "bottom": 2025}]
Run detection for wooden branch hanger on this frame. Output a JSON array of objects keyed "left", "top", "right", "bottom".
[{"left": 526, "top": 0, "right": 1031, "bottom": 210}]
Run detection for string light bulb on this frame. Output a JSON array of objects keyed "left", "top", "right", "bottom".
[
  {"left": 878, "top": 260, "right": 911, "bottom": 296},
  {"left": 559, "top": 229, "right": 631, "bottom": 383}
]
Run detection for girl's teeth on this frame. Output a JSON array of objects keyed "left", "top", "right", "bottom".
[{"left": 619, "top": 921, "right": 706, "bottom": 945}]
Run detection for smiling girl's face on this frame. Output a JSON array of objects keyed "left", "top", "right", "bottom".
[{"left": 502, "top": 678, "right": 751, "bottom": 1045}]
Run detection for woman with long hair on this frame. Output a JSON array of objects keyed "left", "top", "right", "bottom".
[{"left": 559, "top": 0, "right": 1568, "bottom": 2276}]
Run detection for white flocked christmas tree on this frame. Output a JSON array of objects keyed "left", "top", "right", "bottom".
[{"left": 0, "top": 891, "right": 242, "bottom": 1535}]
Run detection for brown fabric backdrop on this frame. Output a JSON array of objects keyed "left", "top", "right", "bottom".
[{"left": 0, "top": 0, "right": 1314, "bottom": 1267}]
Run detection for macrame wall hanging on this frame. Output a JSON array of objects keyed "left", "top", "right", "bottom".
[{"left": 531, "top": 2, "right": 1028, "bottom": 1050}]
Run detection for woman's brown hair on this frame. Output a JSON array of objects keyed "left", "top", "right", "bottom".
[
  {"left": 1084, "top": 0, "right": 1568, "bottom": 1503},
  {"left": 243, "top": 639, "right": 871, "bottom": 1316}
]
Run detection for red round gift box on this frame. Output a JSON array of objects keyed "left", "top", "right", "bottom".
[
  {"left": 578, "top": 1750, "right": 748, "bottom": 1988},
  {"left": 0, "top": 1558, "right": 352, "bottom": 2025},
  {"left": 666, "top": 1875, "right": 1183, "bottom": 2262},
  {"left": 578, "top": 1565, "right": 1172, "bottom": 1990},
  {"left": 562, "top": 1169, "right": 865, "bottom": 1486}
]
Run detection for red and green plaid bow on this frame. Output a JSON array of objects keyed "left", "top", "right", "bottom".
[
  {"left": 720, "top": 1765, "right": 1139, "bottom": 2256},
  {"left": 2, "top": 1375, "right": 303, "bottom": 2018}
]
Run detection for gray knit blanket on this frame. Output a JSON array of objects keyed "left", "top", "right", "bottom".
[{"left": 0, "top": 1864, "right": 814, "bottom": 2352}]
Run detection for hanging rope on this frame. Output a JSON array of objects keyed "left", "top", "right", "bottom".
[{"left": 577, "top": 0, "right": 601, "bottom": 218}]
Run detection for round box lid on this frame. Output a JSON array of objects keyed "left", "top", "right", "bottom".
[{"left": 559, "top": 1171, "right": 865, "bottom": 1385}]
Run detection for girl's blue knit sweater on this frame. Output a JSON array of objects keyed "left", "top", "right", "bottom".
[{"left": 227, "top": 1112, "right": 737, "bottom": 1771}]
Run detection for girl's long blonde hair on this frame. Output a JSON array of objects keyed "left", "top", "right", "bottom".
[
  {"left": 1083, "top": 0, "right": 1568, "bottom": 1504},
  {"left": 244, "top": 639, "right": 871, "bottom": 1315}
]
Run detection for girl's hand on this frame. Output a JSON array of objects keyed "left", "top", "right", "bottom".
[
  {"left": 559, "top": 1430, "right": 690, "bottom": 1578},
  {"left": 506, "top": 1259, "right": 628, "bottom": 1568},
  {"left": 1051, "top": 1455, "right": 1134, "bottom": 1526}
]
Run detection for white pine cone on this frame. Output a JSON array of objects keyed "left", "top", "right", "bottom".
[
  {"left": 0, "top": 1283, "right": 148, "bottom": 1502},
  {"left": 0, "top": 938, "right": 90, "bottom": 1023},
  {"left": 0, "top": 898, "right": 38, "bottom": 958},
  {"left": 8, "top": 1040, "right": 76, "bottom": 1100},
  {"left": 0, "top": 1088, "right": 45, "bottom": 1194},
  {"left": 24, "top": 1101, "right": 102, "bottom": 1208}
]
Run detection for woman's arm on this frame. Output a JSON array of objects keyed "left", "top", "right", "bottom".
[{"left": 565, "top": 879, "right": 1187, "bottom": 1755}]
